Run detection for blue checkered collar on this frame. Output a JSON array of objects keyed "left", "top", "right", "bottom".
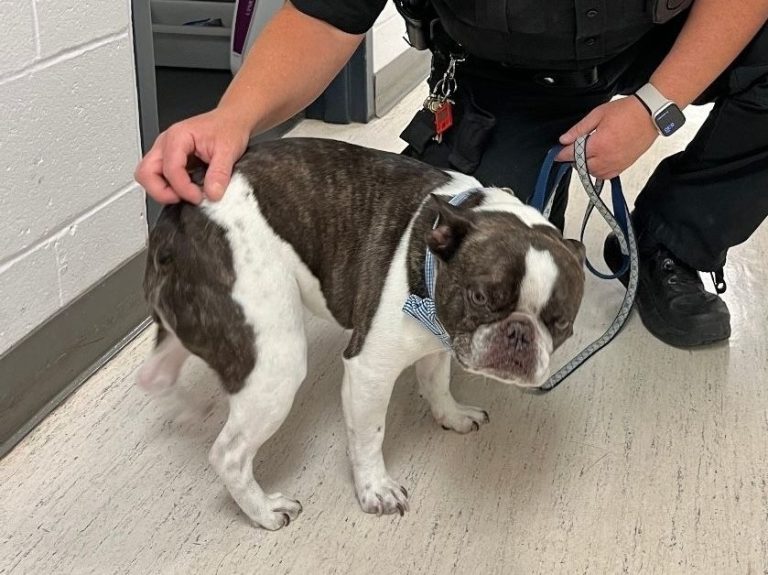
[{"left": 402, "top": 189, "right": 478, "bottom": 349}]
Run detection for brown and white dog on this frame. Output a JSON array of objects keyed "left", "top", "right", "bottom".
[{"left": 137, "top": 138, "right": 585, "bottom": 530}]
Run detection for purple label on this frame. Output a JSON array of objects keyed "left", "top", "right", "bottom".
[{"left": 232, "top": 0, "right": 257, "bottom": 55}]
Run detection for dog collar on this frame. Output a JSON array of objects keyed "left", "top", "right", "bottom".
[{"left": 402, "top": 189, "right": 476, "bottom": 348}]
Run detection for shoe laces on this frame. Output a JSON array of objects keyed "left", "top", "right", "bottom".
[
  {"left": 658, "top": 252, "right": 702, "bottom": 289},
  {"left": 659, "top": 250, "right": 727, "bottom": 295}
]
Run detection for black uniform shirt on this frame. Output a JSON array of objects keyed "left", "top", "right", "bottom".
[{"left": 292, "top": 0, "right": 677, "bottom": 70}]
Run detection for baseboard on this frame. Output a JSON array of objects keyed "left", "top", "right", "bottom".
[
  {"left": 0, "top": 250, "right": 150, "bottom": 458},
  {"left": 374, "top": 48, "right": 430, "bottom": 118}
]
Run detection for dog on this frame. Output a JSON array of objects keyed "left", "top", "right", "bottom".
[{"left": 137, "top": 137, "right": 585, "bottom": 530}]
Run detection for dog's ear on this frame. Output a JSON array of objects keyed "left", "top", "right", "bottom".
[
  {"left": 565, "top": 238, "right": 586, "bottom": 267},
  {"left": 425, "top": 194, "right": 476, "bottom": 261}
]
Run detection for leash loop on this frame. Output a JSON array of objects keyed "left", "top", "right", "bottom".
[{"left": 530, "top": 136, "right": 639, "bottom": 392}]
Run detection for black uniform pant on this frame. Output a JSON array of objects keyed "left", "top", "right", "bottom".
[{"left": 403, "top": 18, "right": 768, "bottom": 272}]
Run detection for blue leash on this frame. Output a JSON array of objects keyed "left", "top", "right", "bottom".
[{"left": 529, "top": 135, "right": 639, "bottom": 391}]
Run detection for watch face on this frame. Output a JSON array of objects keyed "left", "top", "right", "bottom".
[{"left": 655, "top": 104, "right": 686, "bottom": 136}]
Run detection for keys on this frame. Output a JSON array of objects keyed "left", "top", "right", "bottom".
[
  {"left": 422, "top": 53, "right": 463, "bottom": 144},
  {"left": 423, "top": 94, "right": 443, "bottom": 113},
  {"left": 422, "top": 95, "right": 454, "bottom": 143}
]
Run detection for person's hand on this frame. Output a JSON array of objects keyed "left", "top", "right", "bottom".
[
  {"left": 135, "top": 108, "right": 251, "bottom": 204},
  {"left": 555, "top": 96, "right": 659, "bottom": 180}
]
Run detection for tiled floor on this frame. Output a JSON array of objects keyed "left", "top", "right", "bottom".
[{"left": 2, "top": 87, "right": 767, "bottom": 575}]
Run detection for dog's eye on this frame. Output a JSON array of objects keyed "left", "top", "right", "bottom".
[
  {"left": 554, "top": 319, "right": 571, "bottom": 332},
  {"left": 469, "top": 288, "right": 488, "bottom": 307}
]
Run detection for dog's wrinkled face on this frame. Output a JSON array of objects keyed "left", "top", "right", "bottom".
[{"left": 427, "top": 194, "right": 586, "bottom": 388}]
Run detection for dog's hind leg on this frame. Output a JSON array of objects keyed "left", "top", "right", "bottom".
[
  {"left": 144, "top": 176, "right": 307, "bottom": 529},
  {"left": 156, "top": 268, "right": 307, "bottom": 529},
  {"left": 135, "top": 321, "right": 216, "bottom": 422},
  {"left": 206, "top": 276, "right": 308, "bottom": 531},
  {"left": 136, "top": 322, "right": 190, "bottom": 395},
  {"left": 415, "top": 351, "right": 489, "bottom": 434}
]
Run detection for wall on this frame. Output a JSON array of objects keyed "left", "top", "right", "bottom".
[
  {"left": 370, "top": 3, "right": 430, "bottom": 117},
  {"left": 0, "top": 0, "right": 147, "bottom": 357},
  {"left": 372, "top": 2, "right": 409, "bottom": 73}
]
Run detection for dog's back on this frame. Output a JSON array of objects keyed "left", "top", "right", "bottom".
[
  {"left": 231, "top": 138, "right": 450, "bottom": 328},
  {"left": 145, "top": 137, "right": 454, "bottom": 346}
]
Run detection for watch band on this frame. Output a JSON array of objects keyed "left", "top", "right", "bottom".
[
  {"left": 635, "top": 83, "right": 670, "bottom": 115},
  {"left": 634, "top": 82, "right": 686, "bottom": 137}
]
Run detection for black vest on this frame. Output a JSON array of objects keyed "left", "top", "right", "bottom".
[{"left": 430, "top": 0, "right": 690, "bottom": 70}]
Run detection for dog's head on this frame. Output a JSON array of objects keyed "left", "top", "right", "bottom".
[{"left": 427, "top": 191, "right": 585, "bottom": 388}]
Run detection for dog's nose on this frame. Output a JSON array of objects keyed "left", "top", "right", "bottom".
[{"left": 505, "top": 319, "right": 535, "bottom": 350}]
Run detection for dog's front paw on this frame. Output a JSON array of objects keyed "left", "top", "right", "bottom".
[
  {"left": 253, "top": 493, "right": 303, "bottom": 531},
  {"left": 356, "top": 476, "right": 409, "bottom": 516},
  {"left": 434, "top": 403, "right": 489, "bottom": 434}
]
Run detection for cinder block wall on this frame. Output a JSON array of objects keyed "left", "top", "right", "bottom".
[{"left": 0, "top": 0, "right": 147, "bottom": 356}]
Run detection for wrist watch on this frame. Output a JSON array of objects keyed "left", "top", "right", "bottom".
[{"left": 633, "top": 83, "right": 686, "bottom": 137}]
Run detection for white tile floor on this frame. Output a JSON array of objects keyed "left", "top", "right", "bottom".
[{"left": 2, "top": 88, "right": 768, "bottom": 575}]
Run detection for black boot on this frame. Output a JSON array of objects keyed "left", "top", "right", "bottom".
[{"left": 603, "top": 234, "right": 730, "bottom": 347}]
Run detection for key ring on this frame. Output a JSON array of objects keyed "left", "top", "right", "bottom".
[{"left": 433, "top": 54, "right": 464, "bottom": 99}]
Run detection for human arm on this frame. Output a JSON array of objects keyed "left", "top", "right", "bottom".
[{"left": 134, "top": 2, "right": 365, "bottom": 204}]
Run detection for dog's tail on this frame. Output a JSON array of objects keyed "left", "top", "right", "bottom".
[{"left": 143, "top": 204, "right": 184, "bottom": 345}]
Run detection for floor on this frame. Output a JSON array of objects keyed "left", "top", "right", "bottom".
[{"left": 2, "top": 87, "right": 768, "bottom": 575}]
